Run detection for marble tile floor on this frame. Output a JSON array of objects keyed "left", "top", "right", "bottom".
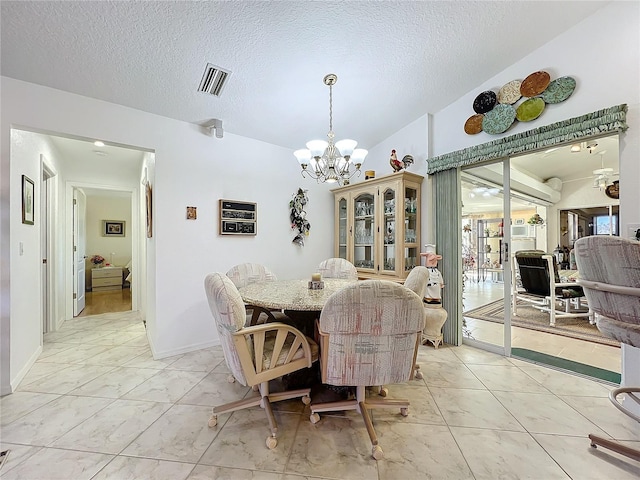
[
  {"left": 462, "top": 279, "right": 622, "bottom": 374},
  {"left": 1, "top": 310, "right": 639, "bottom": 479}
]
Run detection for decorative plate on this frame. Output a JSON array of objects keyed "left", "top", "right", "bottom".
[
  {"left": 605, "top": 180, "right": 619, "bottom": 199},
  {"left": 497, "top": 80, "right": 522, "bottom": 104},
  {"left": 482, "top": 104, "right": 516, "bottom": 135},
  {"left": 464, "top": 114, "right": 484, "bottom": 134},
  {"left": 516, "top": 97, "right": 546, "bottom": 122},
  {"left": 541, "top": 76, "right": 576, "bottom": 104},
  {"left": 473, "top": 90, "right": 497, "bottom": 114},
  {"left": 520, "top": 71, "right": 551, "bottom": 97}
]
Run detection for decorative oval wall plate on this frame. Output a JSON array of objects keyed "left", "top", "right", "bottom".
[
  {"left": 520, "top": 71, "right": 551, "bottom": 97},
  {"left": 464, "top": 114, "right": 484, "bottom": 134},
  {"left": 473, "top": 91, "right": 497, "bottom": 114},
  {"left": 482, "top": 104, "right": 516, "bottom": 134},
  {"left": 516, "top": 97, "right": 546, "bottom": 122},
  {"left": 541, "top": 76, "right": 576, "bottom": 104},
  {"left": 497, "top": 80, "right": 522, "bottom": 104}
]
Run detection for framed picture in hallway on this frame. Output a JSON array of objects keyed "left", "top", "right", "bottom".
[
  {"left": 22, "top": 175, "right": 35, "bottom": 225},
  {"left": 145, "top": 182, "right": 152, "bottom": 238},
  {"left": 103, "top": 220, "right": 126, "bottom": 237}
]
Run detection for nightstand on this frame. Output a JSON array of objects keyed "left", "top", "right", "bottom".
[{"left": 92, "top": 266, "right": 123, "bottom": 292}]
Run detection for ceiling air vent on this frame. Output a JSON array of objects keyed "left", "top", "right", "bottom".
[{"left": 198, "top": 63, "right": 231, "bottom": 97}]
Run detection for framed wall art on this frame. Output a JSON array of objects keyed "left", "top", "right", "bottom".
[
  {"left": 22, "top": 175, "right": 35, "bottom": 225},
  {"left": 103, "top": 220, "right": 126, "bottom": 237},
  {"left": 145, "top": 182, "right": 153, "bottom": 238},
  {"left": 219, "top": 199, "right": 257, "bottom": 235}
]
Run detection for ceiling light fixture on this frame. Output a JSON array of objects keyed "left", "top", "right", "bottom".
[
  {"left": 294, "top": 74, "right": 367, "bottom": 185},
  {"left": 593, "top": 152, "right": 613, "bottom": 190},
  {"left": 94, "top": 140, "right": 105, "bottom": 147},
  {"left": 570, "top": 144, "right": 581, "bottom": 153}
]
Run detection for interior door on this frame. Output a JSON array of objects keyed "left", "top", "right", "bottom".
[{"left": 73, "top": 188, "right": 87, "bottom": 316}]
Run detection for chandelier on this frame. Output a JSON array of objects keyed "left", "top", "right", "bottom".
[{"left": 294, "top": 74, "right": 367, "bottom": 185}]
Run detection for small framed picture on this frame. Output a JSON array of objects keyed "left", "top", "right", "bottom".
[
  {"left": 103, "top": 220, "right": 126, "bottom": 237},
  {"left": 515, "top": 218, "right": 525, "bottom": 225},
  {"left": 186, "top": 206, "right": 197, "bottom": 220},
  {"left": 22, "top": 175, "right": 35, "bottom": 225},
  {"left": 145, "top": 183, "right": 153, "bottom": 238}
]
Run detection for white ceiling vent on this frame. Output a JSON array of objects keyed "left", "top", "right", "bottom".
[{"left": 198, "top": 63, "right": 231, "bottom": 97}]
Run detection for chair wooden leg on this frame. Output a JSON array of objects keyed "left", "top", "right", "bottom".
[{"left": 589, "top": 434, "right": 640, "bottom": 462}]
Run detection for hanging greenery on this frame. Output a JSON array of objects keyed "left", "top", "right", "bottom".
[{"left": 290, "top": 188, "right": 310, "bottom": 246}]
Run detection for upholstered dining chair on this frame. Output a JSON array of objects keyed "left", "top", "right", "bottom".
[
  {"left": 574, "top": 236, "right": 640, "bottom": 463},
  {"left": 401, "top": 266, "right": 430, "bottom": 381},
  {"left": 309, "top": 280, "right": 425, "bottom": 460},
  {"left": 204, "top": 273, "right": 319, "bottom": 449},
  {"left": 226, "top": 263, "right": 289, "bottom": 326},
  {"left": 317, "top": 257, "right": 358, "bottom": 280}
]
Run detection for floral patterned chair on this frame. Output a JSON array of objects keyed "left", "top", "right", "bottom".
[
  {"left": 574, "top": 236, "right": 640, "bottom": 463},
  {"left": 309, "top": 280, "right": 424, "bottom": 459},
  {"left": 225, "top": 263, "right": 289, "bottom": 326},
  {"left": 204, "top": 273, "right": 319, "bottom": 449},
  {"left": 317, "top": 258, "right": 358, "bottom": 280}
]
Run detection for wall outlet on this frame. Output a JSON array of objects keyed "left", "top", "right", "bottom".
[{"left": 627, "top": 224, "right": 640, "bottom": 241}]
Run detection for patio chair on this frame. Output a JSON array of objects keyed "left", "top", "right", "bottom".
[
  {"left": 512, "top": 250, "right": 592, "bottom": 326},
  {"left": 309, "top": 280, "right": 424, "bottom": 460},
  {"left": 204, "top": 273, "right": 318, "bottom": 449},
  {"left": 574, "top": 235, "right": 640, "bottom": 463}
]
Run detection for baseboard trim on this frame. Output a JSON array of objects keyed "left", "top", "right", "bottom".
[
  {"left": 11, "top": 345, "right": 43, "bottom": 392},
  {"left": 150, "top": 338, "right": 221, "bottom": 360}
]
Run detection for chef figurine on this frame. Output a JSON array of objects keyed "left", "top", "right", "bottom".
[
  {"left": 420, "top": 244, "right": 444, "bottom": 304},
  {"left": 419, "top": 244, "right": 447, "bottom": 349}
]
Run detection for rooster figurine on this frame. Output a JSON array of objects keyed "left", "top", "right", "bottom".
[{"left": 389, "top": 149, "right": 414, "bottom": 172}]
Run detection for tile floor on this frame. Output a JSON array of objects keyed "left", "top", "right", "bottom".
[
  {"left": 1, "top": 310, "right": 639, "bottom": 479},
  {"left": 462, "top": 279, "right": 622, "bottom": 373}
]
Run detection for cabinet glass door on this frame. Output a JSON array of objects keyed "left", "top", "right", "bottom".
[
  {"left": 382, "top": 188, "right": 396, "bottom": 272},
  {"left": 337, "top": 197, "right": 348, "bottom": 259},
  {"left": 404, "top": 186, "right": 419, "bottom": 271},
  {"left": 353, "top": 192, "right": 375, "bottom": 270}
]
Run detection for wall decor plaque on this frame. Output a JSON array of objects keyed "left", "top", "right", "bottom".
[
  {"left": 497, "top": 79, "right": 522, "bottom": 104},
  {"left": 520, "top": 71, "right": 551, "bottom": 97},
  {"left": 464, "top": 114, "right": 484, "bottom": 134},
  {"left": 516, "top": 97, "right": 546, "bottom": 122},
  {"left": 219, "top": 200, "right": 257, "bottom": 235},
  {"left": 472, "top": 91, "right": 497, "bottom": 114},
  {"left": 482, "top": 104, "right": 516, "bottom": 134},
  {"left": 541, "top": 76, "right": 576, "bottom": 104}
]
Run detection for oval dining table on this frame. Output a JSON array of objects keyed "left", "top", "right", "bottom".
[{"left": 238, "top": 278, "right": 356, "bottom": 312}]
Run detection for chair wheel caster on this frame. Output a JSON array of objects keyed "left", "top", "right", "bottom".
[
  {"left": 266, "top": 436, "right": 277, "bottom": 449},
  {"left": 372, "top": 445, "right": 384, "bottom": 460},
  {"left": 208, "top": 415, "right": 218, "bottom": 427},
  {"left": 227, "top": 375, "right": 235, "bottom": 383},
  {"left": 400, "top": 407, "right": 409, "bottom": 417},
  {"left": 415, "top": 370, "right": 424, "bottom": 380},
  {"left": 252, "top": 384, "right": 259, "bottom": 392},
  {"left": 379, "top": 387, "right": 388, "bottom": 397},
  {"left": 301, "top": 395, "right": 311, "bottom": 405},
  {"left": 310, "top": 413, "right": 320, "bottom": 424}
]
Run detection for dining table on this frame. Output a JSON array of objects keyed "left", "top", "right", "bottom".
[{"left": 238, "top": 278, "right": 356, "bottom": 311}]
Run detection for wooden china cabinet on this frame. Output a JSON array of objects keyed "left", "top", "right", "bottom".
[{"left": 332, "top": 171, "right": 423, "bottom": 281}]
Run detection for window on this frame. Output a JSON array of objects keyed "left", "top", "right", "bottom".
[{"left": 593, "top": 214, "right": 618, "bottom": 235}]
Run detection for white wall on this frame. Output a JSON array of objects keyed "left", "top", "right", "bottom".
[
  {"left": 5, "top": 130, "right": 66, "bottom": 392},
  {"left": 430, "top": 1, "right": 640, "bottom": 389},
  {"left": 85, "top": 195, "right": 132, "bottom": 267},
  {"left": 1, "top": 77, "right": 336, "bottom": 391}
]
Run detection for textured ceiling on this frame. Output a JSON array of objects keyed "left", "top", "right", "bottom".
[{"left": 1, "top": 1, "right": 609, "bottom": 151}]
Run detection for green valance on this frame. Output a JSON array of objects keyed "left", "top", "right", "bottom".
[{"left": 427, "top": 104, "right": 628, "bottom": 174}]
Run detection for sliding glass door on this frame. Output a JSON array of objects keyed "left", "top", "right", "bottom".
[{"left": 461, "top": 159, "right": 513, "bottom": 355}]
